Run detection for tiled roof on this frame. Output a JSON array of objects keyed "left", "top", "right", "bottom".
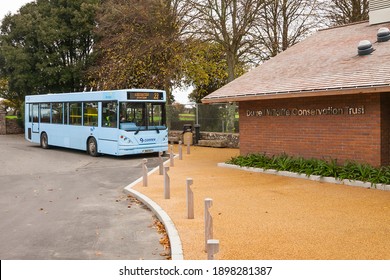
[{"left": 202, "top": 21, "right": 390, "bottom": 103}]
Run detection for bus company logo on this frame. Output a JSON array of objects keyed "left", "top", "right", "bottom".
[{"left": 139, "top": 137, "right": 156, "bottom": 143}]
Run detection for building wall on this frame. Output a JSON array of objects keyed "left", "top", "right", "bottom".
[
  {"left": 380, "top": 93, "right": 390, "bottom": 166},
  {"left": 239, "top": 93, "right": 384, "bottom": 166}
]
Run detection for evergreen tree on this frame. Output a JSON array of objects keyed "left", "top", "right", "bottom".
[{"left": 0, "top": 0, "right": 98, "bottom": 111}]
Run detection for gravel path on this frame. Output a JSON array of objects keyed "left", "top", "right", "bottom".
[{"left": 133, "top": 146, "right": 390, "bottom": 260}]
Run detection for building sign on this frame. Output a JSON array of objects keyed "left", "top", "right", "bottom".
[{"left": 246, "top": 106, "right": 365, "bottom": 117}]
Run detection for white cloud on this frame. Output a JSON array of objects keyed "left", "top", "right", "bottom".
[{"left": 0, "top": 0, "right": 33, "bottom": 21}]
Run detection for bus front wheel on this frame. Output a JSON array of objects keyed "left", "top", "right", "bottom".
[
  {"left": 87, "top": 137, "right": 99, "bottom": 157},
  {"left": 40, "top": 132, "right": 49, "bottom": 149}
]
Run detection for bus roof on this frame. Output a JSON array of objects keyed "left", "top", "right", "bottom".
[{"left": 25, "top": 89, "right": 166, "bottom": 103}]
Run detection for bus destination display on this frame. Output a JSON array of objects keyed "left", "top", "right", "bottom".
[{"left": 127, "top": 92, "right": 163, "bottom": 100}]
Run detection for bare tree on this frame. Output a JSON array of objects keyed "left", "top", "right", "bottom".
[
  {"left": 325, "top": 0, "right": 369, "bottom": 26},
  {"left": 89, "top": 0, "right": 193, "bottom": 102},
  {"left": 255, "top": 0, "right": 324, "bottom": 58},
  {"left": 185, "top": 0, "right": 268, "bottom": 133},
  {"left": 187, "top": 0, "right": 266, "bottom": 82}
]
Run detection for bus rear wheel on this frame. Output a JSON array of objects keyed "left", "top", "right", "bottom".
[
  {"left": 87, "top": 137, "right": 99, "bottom": 157},
  {"left": 40, "top": 132, "right": 49, "bottom": 149}
]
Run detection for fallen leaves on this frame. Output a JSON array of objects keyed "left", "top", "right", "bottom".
[
  {"left": 151, "top": 217, "right": 171, "bottom": 260},
  {"left": 116, "top": 194, "right": 143, "bottom": 209},
  {"left": 115, "top": 194, "right": 172, "bottom": 259},
  {"left": 126, "top": 195, "right": 142, "bottom": 205},
  {"left": 95, "top": 251, "right": 102, "bottom": 256}
]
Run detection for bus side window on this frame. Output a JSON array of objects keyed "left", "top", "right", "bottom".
[
  {"left": 28, "top": 104, "right": 33, "bottom": 122},
  {"left": 40, "top": 103, "right": 50, "bottom": 123},
  {"left": 32, "top": 104, "right": 39, "bottom": 122},
  {"left": 52, "top": 103, "right": 64, "bottom": 124},
  {"left": 64, "top": 103, "right": 69, "bottom": 125},
  {"left": 102, "top": 101, "right": 117, "bottom": 128},
  {"left": 69, "top": 102, "right": 82, "bottom": 126},
  {"left": 84, "top": 102, "right": 98, "bottom": 127}
]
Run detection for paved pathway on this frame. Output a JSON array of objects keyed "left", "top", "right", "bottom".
[{"left": 0, "top": 135, "right": 167, "bottom": 260}]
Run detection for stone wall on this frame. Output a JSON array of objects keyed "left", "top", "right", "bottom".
[
  {"left": 199, "top": 131, "right": 239, "bottom": 148},
  {"left": 0, "top": 105, "right": 6, "bottom": 135},
  {"left": 0, "top": 105, "right": 24, "bottom": 135},
  {"left": 6, "top": 119, "right": 24, "bottom": 134},
  {"left": 169, "top": 130, "right": 239, "bottom": 148}
]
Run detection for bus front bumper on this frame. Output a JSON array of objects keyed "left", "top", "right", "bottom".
[{"left": 117, "top": 144, "right": 168, "bottom": 156}]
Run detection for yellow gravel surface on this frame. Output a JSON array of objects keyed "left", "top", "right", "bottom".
[{"left": 133, "top": 146, "right": 390, "bottom": 260}]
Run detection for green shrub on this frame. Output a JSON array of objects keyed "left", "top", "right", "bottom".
[{"left": 226, "top": 153, "right": 390, "bottom": 186}]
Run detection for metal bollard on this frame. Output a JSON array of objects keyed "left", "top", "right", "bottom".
[
  {"left": 170, "top": 145, "right": 174, "bottom": 167},
  {"left": 207, "top": 239, "right": 220, "bottom": 260},
  {"left": 164, "top": 166, "right": 170, "bottom": 199},
  {"left": 179, "top": 141, "right": 183, "bottom": 160},
  {"left": 186, "top": 178, "right": 194, "bottom": 219},
  {"left": 158, "top": 151, "right": 164, "bottom": 175},
  {"left": 204, "top": 198, "right": 213, "bottom": 251},
  {"left": 142, "top": 158, "right": 148, "bottom": 187}
]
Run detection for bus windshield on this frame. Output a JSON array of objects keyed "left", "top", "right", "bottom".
[{"left": 119, "top": 102, "right": 166, "bottom": 132}]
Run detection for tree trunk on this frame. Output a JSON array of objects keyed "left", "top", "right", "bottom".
[
  {"left": 225, "top": 102, "right": 236, "bottom": 133},
  {"left": 226, "top": 50, "right": 236, "bottom": 83},
  {"left": 225, "top": 50, "right": 237, "bottom": 133}
]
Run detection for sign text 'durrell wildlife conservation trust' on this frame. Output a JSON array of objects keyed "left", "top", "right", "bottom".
[{"left": 246, "top": 106, "right": 365, "bottom": 118}]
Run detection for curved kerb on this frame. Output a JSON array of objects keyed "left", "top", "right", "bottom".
[{"left": 124, "top": 156, "right": 184, "bottom": 260}]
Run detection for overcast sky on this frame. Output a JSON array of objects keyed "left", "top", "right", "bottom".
[{"left": 0, "top": 0, "right": 32, "bottom": 21}]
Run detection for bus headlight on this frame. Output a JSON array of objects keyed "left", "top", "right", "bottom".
[{"left": 120, "top": 135, "right": 133, "bottom": 144}]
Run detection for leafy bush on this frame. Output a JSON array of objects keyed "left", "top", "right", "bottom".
[{"left": 226, "top": 153, "right": 390, "bottom": 186}]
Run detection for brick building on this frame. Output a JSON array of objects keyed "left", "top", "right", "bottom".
[{"left": 203, "top": 4, "right": 390, "bottom": 167}]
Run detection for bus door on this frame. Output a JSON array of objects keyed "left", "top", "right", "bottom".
[
  {"left": 31, "top": 104, "right": 40, "bottom": 134},
  {"left": 98, "top": 101, "right": 119, "bottom": 155}
]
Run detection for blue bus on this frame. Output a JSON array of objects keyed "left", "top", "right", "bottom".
[{"left": 25, "top": 89, "right": 168, "bottom": 156}]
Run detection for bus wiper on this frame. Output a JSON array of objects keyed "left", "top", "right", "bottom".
[{"left": 134, "top": 127, "right": 159, "bottom": 134}]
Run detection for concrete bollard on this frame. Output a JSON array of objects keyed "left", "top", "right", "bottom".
[
  {"left": 142, "top": 158, "right": 148, "bottom": 187},
  {"left": 204, "top": 198, "right": 213, "bottom": 251},
  {"left": 186, "top": 178, "right": 194, "bottom": 219},
  {"left": 158, "top": 151, "right": 164, "bottom": 175},
  {"left": 207, "top": 239, "right": 220, "bottom": 260},
  {"left": 179, "top": 141, "right": 183, "bottom": 160},
  {"left": 187, "top": 143, "right": 191, "bottom": 154},
  {"left": 170, "top": 145, "right": 174, "bottom": 167},
  {"left": 164, "top": 166, "right": 170, "bottom": 199}
]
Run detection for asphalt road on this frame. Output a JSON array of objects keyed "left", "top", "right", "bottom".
[{"left": 0, "top": 134, "right": 167, "bottom": 260}]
